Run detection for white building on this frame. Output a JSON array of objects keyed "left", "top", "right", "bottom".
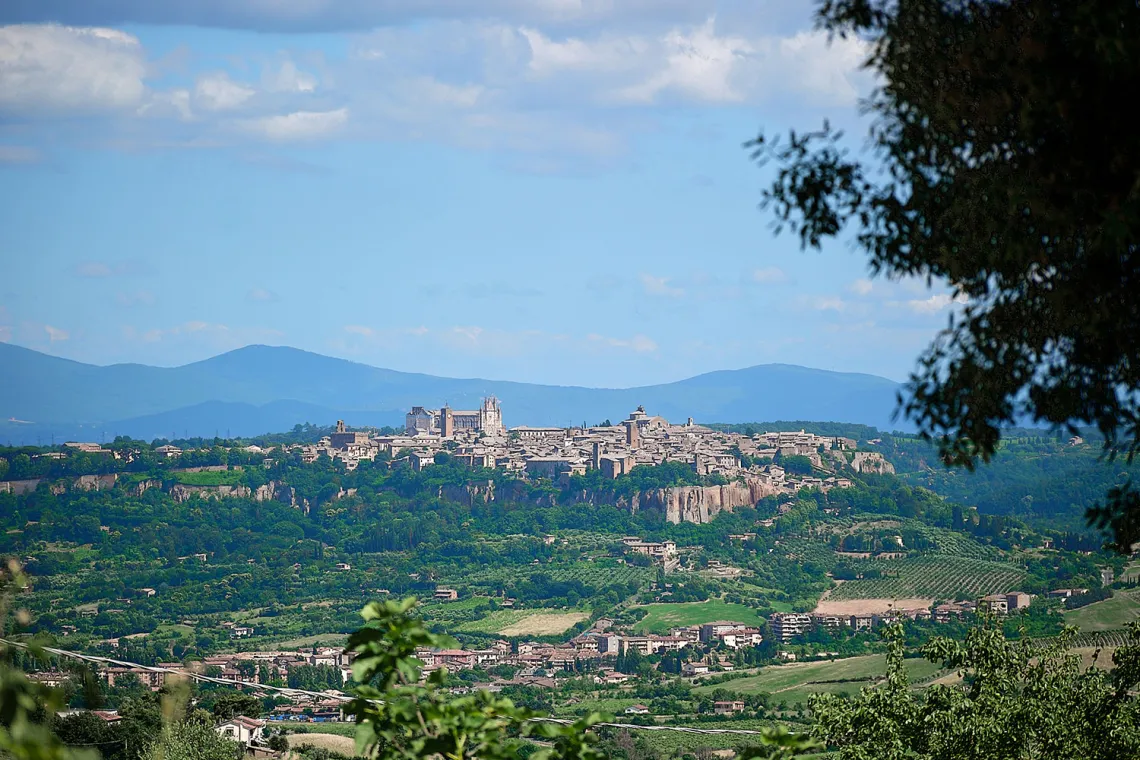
[{"left": 216, "top": 716, "right": 265, "bottom": 744}]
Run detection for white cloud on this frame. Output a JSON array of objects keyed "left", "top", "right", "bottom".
[
  {"left": 8, "top": 1, "right": 714, "bottom": 34},
  {"left": 768, "top": 30, "right": 868, "bottom": 105},
  {"left": 905, "top": 292, "right": 968, "bottom": 314},
  {"left": 640, "top": 273, "right": 685, "bottom": 298},
  {"left": 139, "top": 87, "right": 192, "bottom": 120},
  {"left": 344, "top": 324, "right": 373, "bottom": 336},
  {"left": 617, "top": 18, "right": 752, "bottom": 104},
  {"left": 194, "top": 72, "right": 255, "bottom": 111},
  {"left": 849, "top": 278, "right": 874, "bottom": 295},
  {"left": 0, "top": 24, "right": 147, "bottom": 113},
  {"left": 450, "top": 326, "right": 484, "bottom": 344},
  {"left": 0, "top": 14, "right": 869, "bottom": 161},
  {"left": 243, "top": 107, "right": 349, "bottom": 139},
  {"left": 813, "top": 297, "right": 847, "bottom": 312},
  {"left": 514, "top": 17, "right": 867, "bottom": 107},
  {"left": 265, "top": 61, "right": 318, "bottom": 93},
  {"left": 521, "top": 27, "right": 648, "bottom": 77},
  {"left": 752, "top": 267, "right": 787, "bottom": 284},
  {"left": 44, "top": 325, "right": 69, "bottom": 342},
  {"left": 247, "top": 287, "right": 278, "bottom": 302}
]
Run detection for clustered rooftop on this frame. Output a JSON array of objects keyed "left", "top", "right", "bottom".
[{"left": 294, "top": 399, "right": 893, "bottom": 498}]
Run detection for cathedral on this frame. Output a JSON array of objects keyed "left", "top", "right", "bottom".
[{"left": 405, "top": 396, "right": 504, "bottom": 437}]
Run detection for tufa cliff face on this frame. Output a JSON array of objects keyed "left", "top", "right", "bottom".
[
  {"left": 626, "top": 477, "right": 779, "bottom": 524},
  {"left": 169, "top": 484, "right": 252, "bottom": 502},
  {"left": 851, "top": 451, "right": 895, "bottom": 475}
]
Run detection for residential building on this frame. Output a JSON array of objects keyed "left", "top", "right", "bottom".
[
  {"left": 699, "top": 621, "right": 748, "bottom": 643},
  {"left": 980, "top": 594, "right": 1009, "bottom": 614},
  {"left": 681, "top": 662, "right": 710, "bottom": 676},
  {"left": 1006, "top": 592, "right": 1033, "bottom": 611},
  {"left": 769, "top": 613, "right": 812, "bottom": 642},
  {"left": 216, "top": 716, "right": 265, "bottom": 745},
  {"left": 714, "top": 700, "right": 746, "bottom": 715}
]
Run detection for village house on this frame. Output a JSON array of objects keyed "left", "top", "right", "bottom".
[
  {"left": 215, "top": 716, "right": 265, "bottom": 744},
  {"left": 714, "top": 700, "right": 746, "bottom": 715},
  {"left": 681, "top": 662, "right": 710, "bottom": 676}
]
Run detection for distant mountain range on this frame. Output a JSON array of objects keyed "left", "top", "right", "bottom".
[{"left": 0, "top": 343, "right": 905, "bottom": 445}]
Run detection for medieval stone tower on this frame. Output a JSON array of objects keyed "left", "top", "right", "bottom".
[{"left": 479, "top": 396, "right": 504, "bottom": 435}]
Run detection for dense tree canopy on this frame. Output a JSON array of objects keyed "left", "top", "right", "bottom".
[
  {"left": 752, "top": 0, "right": 1140, "bottom": 549},
  {"left": 811, "top": 620, "right": 1140, "bottom": 759}
]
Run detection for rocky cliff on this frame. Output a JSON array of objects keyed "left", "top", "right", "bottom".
[
  {"left": 851, "top": 451, "right": 895, "bottom": 475},
  {"left": 169, "top": 484, "right": 252, "bottom": 502},
  {"left": 626, "top": 477, "right": 779, "bottom": 524}
]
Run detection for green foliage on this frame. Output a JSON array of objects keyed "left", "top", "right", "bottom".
[
  {"left": 776, "top": 456, "right": 813, "bottom": 476},
  {"left": 344, "top": 597, "right": 608, "bottom": 760},
  {"left": 207, "top": 692, "right": 261, "bottom": 722},
  {"left": 705, "top": 421, "right": 880, "bottom": 442},
  {"left": 634, "top": 601, "right": 765, "bottom": 634},
  {"left": 143, "top": 720, "right": 241, "bottom": 760},
  {"left": 0, "top": 559, "right": 97, "bottom": 760},
  {"left": 886, "top": 434, "right": 1137, "bottom": 531},
  {"left": 811, "top": 621, "right": 1140, "bottom": 759},
  {"left": 751, "top": 0, "right": 1140, "bottom": 551}
]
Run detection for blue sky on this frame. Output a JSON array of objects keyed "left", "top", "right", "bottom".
[{"left": 0, "top": 1, "right": 958, "bottom": 387}]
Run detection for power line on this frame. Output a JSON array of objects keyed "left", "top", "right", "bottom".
[
  {"left": 2, "top": 639, "right": 344, "bottom": 703},
  {"left": 4, "top": 639, "right": 786, "bottom": 738}
]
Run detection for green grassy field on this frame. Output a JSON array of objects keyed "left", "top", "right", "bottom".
[
  {"left": 1064, "top": 589, "right": 1140, "bottom": 632},
  {"left": 694, "top": 654, "right": 945, "bottom": 704},
  {"left": 279, "top": 723, "right": 358, "bottom": 738},
  {"left": 269, "top": 633, "right": 348, "bottom": 649},
  {"left": 553, "top": 697, "right": 643, "bottom": 717},
  {"left": 634, "top": 600, "right": 766, "bottom": 633},
  {"left": 172, "top": 470, "right": 244, "bottom": 486}
]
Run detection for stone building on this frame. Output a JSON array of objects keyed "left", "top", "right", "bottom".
[{"left": 404, "top": 397, "right": 504, "bottom": 437}]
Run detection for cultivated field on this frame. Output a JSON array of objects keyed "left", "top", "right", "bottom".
[
  {"left": 455, "top": 609, "right": 589, "bottom": 635},
  {"left": 825, "top": 556, "right": 1026, "bottom": 601},
  {"left": 1072, "top": 646, "right": 1119, "bottom": 670},
  {"left": 814, "top": 598, "right": 934, "bottom": 615},
  {"left": 694, "top": 654, "right": 945, "bottom": 704},
  {"left": 1064, "top": 589, "right": 1140, "bottom": 632},
  {"left": 634, "top": 600, "right": 765, "bottom": 633},
  {"left": 286, "top": 732, "right": 357, "bottom": 756},
  {"left": 499, "top": 612, "right": 589, "bottom": 636}
]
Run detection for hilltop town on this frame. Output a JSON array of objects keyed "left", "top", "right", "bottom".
[{"left": 294, "top": 399, "right": 893, "bottom": 498}]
